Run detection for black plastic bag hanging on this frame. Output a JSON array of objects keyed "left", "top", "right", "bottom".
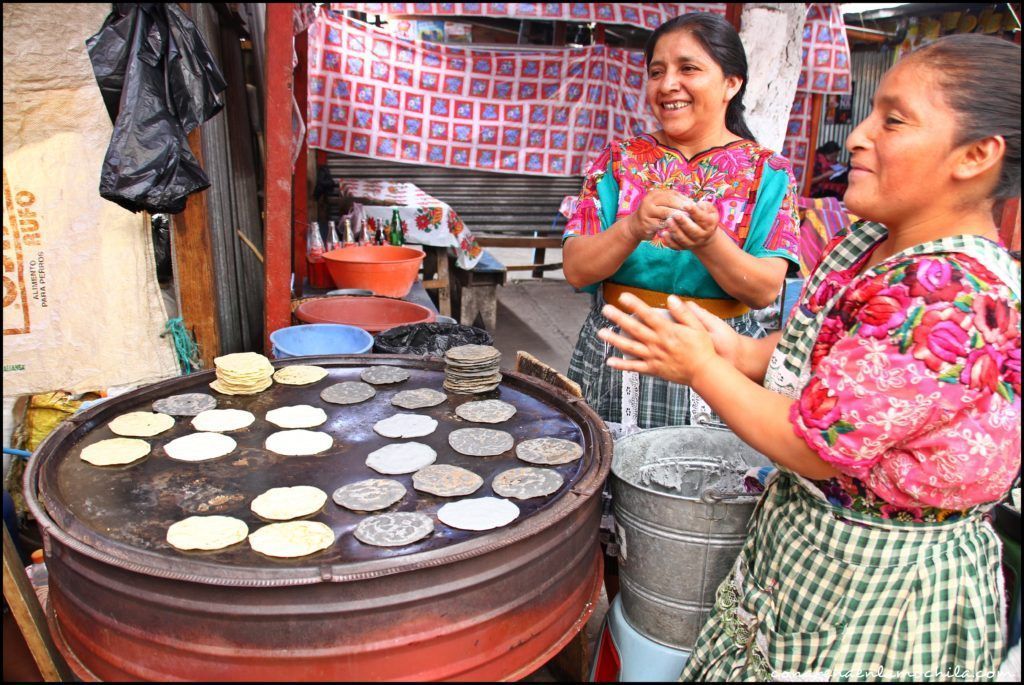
[{"left": 86, "top": 4, "right": 227, "bottom": 214}]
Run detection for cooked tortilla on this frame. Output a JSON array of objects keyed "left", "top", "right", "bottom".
[
  {"left": 455, "top": 399, "right": 517, "bottom": 424},
  {"left": 360, "top": 365, "right": 411, "bottom": 385},
  {"left": 80, "top": 437, "right": 151, "bottom": 466},
  {"left": 250, "top": 485, "right": 328, "bottom": 520},
  {"left": 320, "top": 381, "right": 376, "bottom": 405},
  {"left": 248, "top": 521, "right": 335, "bottom": 558},
  {"left": 272, "top": 365, "right": 329, "bottom": 385},
  {"left": 354, "top": 512, "right": 434, "bottom": 547},
  {"left": 491, "top": 467, "right": 564, "bottom": 499},
  {"left": 332, "top": 479, "right": 407, "bottom": 512},
  {"left": 515, "top": 437, "right": 583, "bottom": 465},
  {"left": 412, "top": 464, "right": 483, "bottom": 497},
  {"left": 167, "top": 515, "right": 248, "bottom": 551},
  {"left": 108, "top": 411, "right": 175, "bottom": 438},
  {"left": 152, "top": 393, "right": 217, "bottom": 416},
  {"left": 391, "top": 388, "right": 447, "bottom": 409},
  {"left": 448, "top": 428, "right": 514, "bottom": 457}
]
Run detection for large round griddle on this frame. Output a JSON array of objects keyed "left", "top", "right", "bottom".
[{"left": 33, "top": 355, "right": 594, "bottom": 581}]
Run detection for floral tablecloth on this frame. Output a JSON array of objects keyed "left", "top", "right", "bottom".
[{"left": 341, "top": 179, "right": 482, "bottom": 269}]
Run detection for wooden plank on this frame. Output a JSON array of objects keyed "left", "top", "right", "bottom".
[
  {"left": 726, "top": 3, "right": 744, "bottom": 31},
  {"left": 505, "top": 263, "right": 563, "bottom": 272},
  {"left": 515, "top": 351, "right": 582, "bottom": 398},
  {"left": 3, "top": 527, "right": 74, "bottom": 681},
  {"left": 173, "top": 125, "right": 220, "bottom": 368},
  {"left": 263, "top": 3, "right": 296, "bottom": 353},
  {"left": 476, "top": 236, "right": 562, "bottom": 248},
  {"left": 999, "top": 197, "right": 1020, "bottom": 252}
]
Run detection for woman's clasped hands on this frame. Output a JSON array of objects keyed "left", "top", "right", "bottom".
[
  {"left": 597, "top": 292, "right": 742, "bottom": 386},
  {"left": 627, "top": 188, "right": 720, "bottom": 250}
]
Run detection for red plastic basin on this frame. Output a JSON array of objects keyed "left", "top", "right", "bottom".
[
  {"left": 294, "top": 296, "right": 435, "bottom": 334},
  {"left": 322, "top": 245, "right": 425, "bottom": 298}
]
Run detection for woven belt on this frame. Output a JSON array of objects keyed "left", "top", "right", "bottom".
[{"left": 602, "top": 282, "right": 751, "bottom": 319}]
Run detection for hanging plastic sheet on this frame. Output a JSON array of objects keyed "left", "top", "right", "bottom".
[{"left": 86, "top": 3, "right": 227, "bottom": 213}]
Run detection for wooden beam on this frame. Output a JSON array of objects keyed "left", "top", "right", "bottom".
[
  {"left": 1000, "top": 197, "right": 1021, "bottom": 252},
  {"left": 264, "top": 3, "right": 296, "bottom": 353},
  {"left": 293, "top": 28, "right": 310, "bottom": 298},
  {"left": 802, "top": 93, "right": 825, "bottom": 197}
]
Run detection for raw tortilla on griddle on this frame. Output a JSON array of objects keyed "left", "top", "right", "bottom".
[
  {"left": 265, "top": 430, "right": 333, "bottom": 456},
  {"left": 164, "top": 432, "right": 237, "bottom": 462},
  {"left": 265, "top": 405, "right": 328, "bottom": 429},
  {"left": 373, "top": 413, "right": 438, "bottom": 439},
  {"left": 365, "top": 442, "right": 437, "bottom": 474},
  {"left": 190, "top": 408, "right": 255, "bottom": 432},
  {"left": 437, "top": 497, "right": 520, "bottom": 531}
]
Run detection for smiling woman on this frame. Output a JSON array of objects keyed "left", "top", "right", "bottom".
[
  {"left": 560, "top": 12, "right": 801, "bottom": 431},
  {"left": 597, "top": 33, "right": 1020, "bottom": 682}
]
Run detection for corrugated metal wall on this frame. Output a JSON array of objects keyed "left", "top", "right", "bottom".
[{"left": 816, "top": 47, "right": 896, "bottom": 163}]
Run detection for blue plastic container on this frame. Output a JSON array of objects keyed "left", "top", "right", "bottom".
[{"left": 269, "top": 324, "right": 374, "bottom": 359}]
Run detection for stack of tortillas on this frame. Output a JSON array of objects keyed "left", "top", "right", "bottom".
[
  {"left": 444, "top": 345, "right": 502, "bottom": 394},
  {"left": 210, "top": 352, "right": 274, "bottom": 395}
]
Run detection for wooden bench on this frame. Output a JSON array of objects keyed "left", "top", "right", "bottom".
[
  {"left": 449, "top": 249, "right": 507, "bottom": 331},
  {"left": 325, "top": 154, "right": 582, "bottom": 276}
]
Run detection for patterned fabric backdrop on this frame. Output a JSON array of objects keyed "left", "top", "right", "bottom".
[
  {"left": 783, "top": 3, "right": 851, "bottom": 190},
  {"left": 308, "top": 12, "right": 660, "bottom": 176},
  {"left": 329, "top": 3, "right": 727, "bottom": 30}
]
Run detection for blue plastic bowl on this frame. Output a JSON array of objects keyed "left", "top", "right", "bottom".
[{"left": 269, "top": 324, "right": 374, "bottom": 359}]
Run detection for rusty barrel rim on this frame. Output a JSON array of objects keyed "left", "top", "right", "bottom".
[{"left": 24, "top": 354, "right": 612, "bottom": 587}]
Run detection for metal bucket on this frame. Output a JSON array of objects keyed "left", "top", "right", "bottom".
[{"left": 611, "top": 426, "right": 770, "bottom": 650}]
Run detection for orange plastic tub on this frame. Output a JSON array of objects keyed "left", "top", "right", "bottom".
[
  {"left": 322, "top": 246, "right": 425, "bottom": 298},
  {"left": 294, "top": 296, "right": 435, "bottom": 334}
]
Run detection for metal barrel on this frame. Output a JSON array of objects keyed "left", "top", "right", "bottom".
[{"left": 610, "top": 426, "right": 769, "bottom": 650}]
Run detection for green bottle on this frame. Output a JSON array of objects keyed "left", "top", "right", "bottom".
[{"left": 389, "top": 208, "right": 405, "bottom": 246}]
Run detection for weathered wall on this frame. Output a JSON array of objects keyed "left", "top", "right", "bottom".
[
  {"left": 2, "top": 3, "right": 179, "bottom": 396},
  {"left": 739, "top": 3, "right": 807, "bottom": 153}
]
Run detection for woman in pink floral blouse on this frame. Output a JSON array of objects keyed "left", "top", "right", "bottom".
[{"left": 600, "top": 34, "right": 1020, "bottom": 681}]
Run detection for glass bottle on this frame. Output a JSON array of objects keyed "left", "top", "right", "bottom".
[
  {"left": 373, "top": 218, "right": 386, "bottom": 245},
  {"left": 389, "top": 208, "right": 405, "bottom": 246},
  {"left": 325, "top": 220, "right": 341, "bottom": 253},
  {"left": 343, "top": 217, "right": 355, "bottom": 246},
  {"left": 306, "top": 221, "right": 325, "bottom": 263}
]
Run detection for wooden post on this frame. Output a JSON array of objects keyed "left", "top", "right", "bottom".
[
  {"left": 1000, "top": 197, "right": 1021, "bottom": 252},
  {"left": 3, "top": 527, "right": 74, "bottom": 681},
  {"left": 264, "top": 3, "right": 297, "bottom": 352},
  {"left": 725, "top": 3, "right": 744, "bottom": 31},
  {"left": 802, "top": 93, "right": 825, "bottom": 197},
  {"left": 172, "top": 3, "right": 221, "bottom": 367},
  {"left": 293, "top": 28, "right": 310, "bottom": 298}
]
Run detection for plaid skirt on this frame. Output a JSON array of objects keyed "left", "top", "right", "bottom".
[
  {"left": 566, "top": 300, "right": 765, "bottom": 428},
  {"left": 680, "top": 475, "right": 1006, "bottom": 682}
]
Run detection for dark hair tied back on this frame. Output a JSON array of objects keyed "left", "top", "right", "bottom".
[
  {"left": 912, "top": 34, "right": 1020, "bottom": 200},
  {"left": 644, "top": 13, "right": 756, "bottom": 142}
]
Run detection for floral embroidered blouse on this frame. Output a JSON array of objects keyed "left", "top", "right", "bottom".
[
  {"left": 790, "top": 241, "right": 1021, "bottom": 521},
  {"left": 563, "top": 134, "right": 800, "bottom": 298}
]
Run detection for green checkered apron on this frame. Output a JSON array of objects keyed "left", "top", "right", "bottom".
[
  {"left": 567, "top": 298, "right": 764, "bottom": 429},
  {"left": 680, "top": 223, "right": 1020, "bottom": 682}
]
